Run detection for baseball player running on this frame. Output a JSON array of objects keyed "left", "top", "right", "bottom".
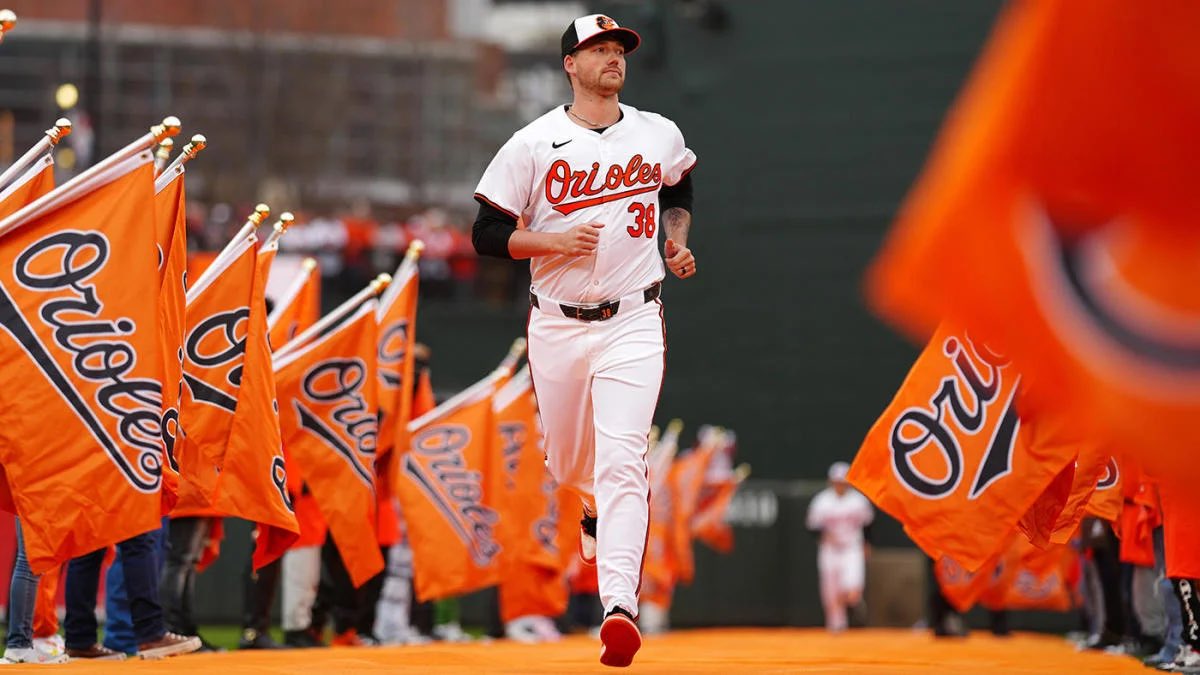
[
  {"left": 807, "top": 462, "right": 874, "bottom": 632},
  {"left": 471, "top": 13, "right": 697, "bottom": 668}
]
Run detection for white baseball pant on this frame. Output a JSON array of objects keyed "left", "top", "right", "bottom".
[
  {"left": 281, "top": 545, "right": 321, "bottom": 632},
  {"left": 527, "top": 295, "right": 665, "bottom": 618},
  {"left": 818, "top": 544, "right": 866, "bottom": 631}
]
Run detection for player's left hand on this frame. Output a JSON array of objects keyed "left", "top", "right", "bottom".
[{"left": 664, "top": 238, "right": 696, "bottom": 279}]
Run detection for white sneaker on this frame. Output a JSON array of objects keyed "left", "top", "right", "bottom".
[
  {"left": 32, "top": 635, "right": 64, "bottom": 659},
  {"left": 529, "top": 616, "right": 562, "bottom": 642},
  {"left": 1, "top": 646, "right": 69, "bottom": 664},
  {"left": 504, "top": 617, "right": 541, "bottom": 644},
  {"left": 1161, "top": 645, "right": 1200, "bottom": 671},
  {"left": 432, "top": 622, "right": 472, "bottom": 643},
  {"left": 639, "top": 602, "right": 670, "bottom": 635}
]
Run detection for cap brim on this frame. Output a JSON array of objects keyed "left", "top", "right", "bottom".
[{"left": 576, "top": 27, "right": 641, "bottom": 55}]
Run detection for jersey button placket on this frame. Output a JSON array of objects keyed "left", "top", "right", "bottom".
[{"left": 591, "top": 137, "right": 608, "bottom": 294}]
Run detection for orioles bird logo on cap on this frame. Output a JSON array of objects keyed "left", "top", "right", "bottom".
[{"left": 596, "top": 15, "right": 616, "bottom": 30}]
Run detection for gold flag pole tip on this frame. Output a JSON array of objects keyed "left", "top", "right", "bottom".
[
  {"left": 302, "top": 257, "right": 318, "bottom": 271},
  {"left": 0, "top": 9, "right": 16, "bottom": 32},
  {"left": 183, "top": 134, "right": 207, "bottom": 158},
  {"left": 152, "top": 116, "right": 182, "bottom": 142},
  {"left": 667, "top": 418, "right": 684, "bottom": 435},
  {"left": 278, "top": 212, "right": 295, "bottom": 230},
  {"left": 371, "top": 273, "right": 393, "bottom": 293},
  {"left": 47, "top": 118, "right": 73, "bottom": 145},
  {"left": 249, "top": 204, "right": 271, "bottom": 226}
]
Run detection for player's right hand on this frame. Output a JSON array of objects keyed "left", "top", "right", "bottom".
[{"left": 556, "top": 222, "right": 605, "bottom": 256}]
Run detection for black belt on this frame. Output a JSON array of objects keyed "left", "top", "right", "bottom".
[{"left": 530, "top": 282, "right": 661, "bottom": 322}]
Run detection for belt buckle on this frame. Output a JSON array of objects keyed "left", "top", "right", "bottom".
[{"left": 574, "top": 305, "right": 587, "bottom": 321}]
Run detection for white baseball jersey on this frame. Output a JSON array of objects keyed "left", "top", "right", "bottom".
[
  {"left": 807, "top": 487, "right": 874, "bottom": 549},
  {"left": 474, "top": 103, "right": 696, "bottom": 304}
]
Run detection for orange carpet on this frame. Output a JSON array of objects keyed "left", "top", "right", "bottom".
[{"left": 3, "top": 629, "right": 1150, "bottom": 673}]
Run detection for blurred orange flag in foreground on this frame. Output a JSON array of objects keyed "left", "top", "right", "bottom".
[{"left": 866, "top": 0, "right": 1200, "bottom": 487}]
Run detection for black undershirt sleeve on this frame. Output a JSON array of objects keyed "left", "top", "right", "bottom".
[
  {"left": 659, "top": 172, "right": 694, "bottom": 214},
  {"left": 471, "top": 198, "right": 518, "bottom": 259}
]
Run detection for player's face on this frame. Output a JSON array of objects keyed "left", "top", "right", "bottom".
[
  {"left": 832, "top": 480, "right": 848, "bottom": 496},
  {"left": 568, "top": 39, "right": 626, "bottom": 96}
]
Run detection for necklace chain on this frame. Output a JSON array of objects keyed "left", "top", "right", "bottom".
[{"left": 568, "top": 106, "right": 614, "bottom": 128}]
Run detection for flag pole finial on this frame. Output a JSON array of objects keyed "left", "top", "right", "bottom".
[
  {"left": 302, "top": 257, "right": 318, "bottom": 271},
  {"left": 405, "top": 239, "right": 425, "bottom": 261},
  {"left": 249, "top": 203, "right": 271, "bottom": 226},
  {"left": 667, "top": 418, "right": 684, "bottom": 435},
  {"left": 0, "top": 10, "right": 16, "bottom": 40},
  {"left": 154, "top": 137, "right": 174, "bottom": 163},
  {"left": 508, "top": 337, "right": 527, "bottom": 359},
  {"left": 151, "top": 116, "right": 182, "bottom": 142},
  {"left": 46, "top": 118, "right": 73, "bottom": 145},
  {"left": 371, "top": 273, "right": 393, "bottom": 294},
  {"left": 734, "top": 463, "right": 752, "bottom": 482},
  {"left": 182, "top": 134, "right": 206, "bottom": 160},
  {"left": 277, "top": 212, "right": 295, "bottom": 231}
]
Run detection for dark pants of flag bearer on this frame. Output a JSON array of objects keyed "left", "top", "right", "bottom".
[
  {"left": 65, "top": 532, "right": 165, "bottom": 649},
  {"left": 242, "top": 554, "right": 282, "bottom": 638},
  {"left": 161, "top": 517, "right": 211, "bottom": 636}
]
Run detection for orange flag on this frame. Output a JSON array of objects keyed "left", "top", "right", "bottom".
[
  {"left": 274, "top": 293, "right": 384, "bottom": 587},
  {"left": 0, "top": 151, "right": 165, "bottom": 573},
  {"left": 848, "top": 325, "right": 1075, "bottom": 571},
  {"left": 644, "top": 424, "right": 682, "bottom": 608},
  {"left": 177, "top": 232, "right": 258, "bottom": 502},
  {"left": 266, "top": 257, "right": 320, "bottom": 351},
  {"left": 1083, "top": 457, "right": 1122, "bottom": 523},
  {"left": 376, "top": 250, "right": 420, "bottom": 457},
  {"left": 400, "top": 371, "right": 504, "bottom": 601},
  {"left": 865, "top": 0, "right": 1200, "bottom": 489},
  {"left": 214, "top": 239, "right": 298, "bottom": 567},
  {"left": 494, "top": 367, "right": 567, "bottom": 622},
  {"left": 153, "top": 165, "right": 188, "bottom": 513},
  {"left": 1159, "top": 480, "right": 1200, "bottom": 579},
  {"left": 669, "top": 435, "right": 716, "bottom": 586},
  {"left": 0, "top": 146, "right": 56, "bottom": 515},
  {"left": 692, "top": 479, "right": 738, "bottom": 554},
  {"left": 935, "top": 552, "right": 1007, "bottom": 614},
  {"left": 983, "top": 538, "right": 1077, "bottom": 612},
  {"left": 0, "top": 154, "right": 54, "bottom": 220}
]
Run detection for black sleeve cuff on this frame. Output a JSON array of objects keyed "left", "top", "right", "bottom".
[
  {"left": 472, "top": 197, "right": 518, "bottom": 259},
  {"left": 659, "top": 171, "right": 694, "bottom": 214}
]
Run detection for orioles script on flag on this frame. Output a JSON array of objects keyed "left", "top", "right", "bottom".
[
  {"left": 0, "top": 153, "right": 165, "bottom": 573},
  {"left": 401, "top": 374, "right": 503, "bottom": 601},
  {"left": 848, "top": 325, "right": 1074, "bottom": 571}
]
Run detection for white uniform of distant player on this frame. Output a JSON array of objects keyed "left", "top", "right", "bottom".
[
  {"left": 806, "top": 462, "right": 874, "bottom": 632},
  {"left": 473, "top": 14, "right": 696, "bottom": 634}
]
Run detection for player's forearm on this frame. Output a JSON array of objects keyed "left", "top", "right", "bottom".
[
  {"left": 507, "top": 229, "right": 564, "bottom": 260},
  {"left": 663, "top": 207, "right": 691, "bottom": 246}
]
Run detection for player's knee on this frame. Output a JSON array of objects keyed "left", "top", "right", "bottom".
[{"left": 595, "top": 458, "right": 647, "bottom": 490}]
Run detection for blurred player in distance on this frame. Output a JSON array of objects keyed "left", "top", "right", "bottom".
[{"left": 806, "top": 462, "right": 874, "bottom": 632}]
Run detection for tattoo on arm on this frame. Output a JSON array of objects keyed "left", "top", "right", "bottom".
[{"left": 663, "top": 207, "right": 691, "bottom": 244}]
